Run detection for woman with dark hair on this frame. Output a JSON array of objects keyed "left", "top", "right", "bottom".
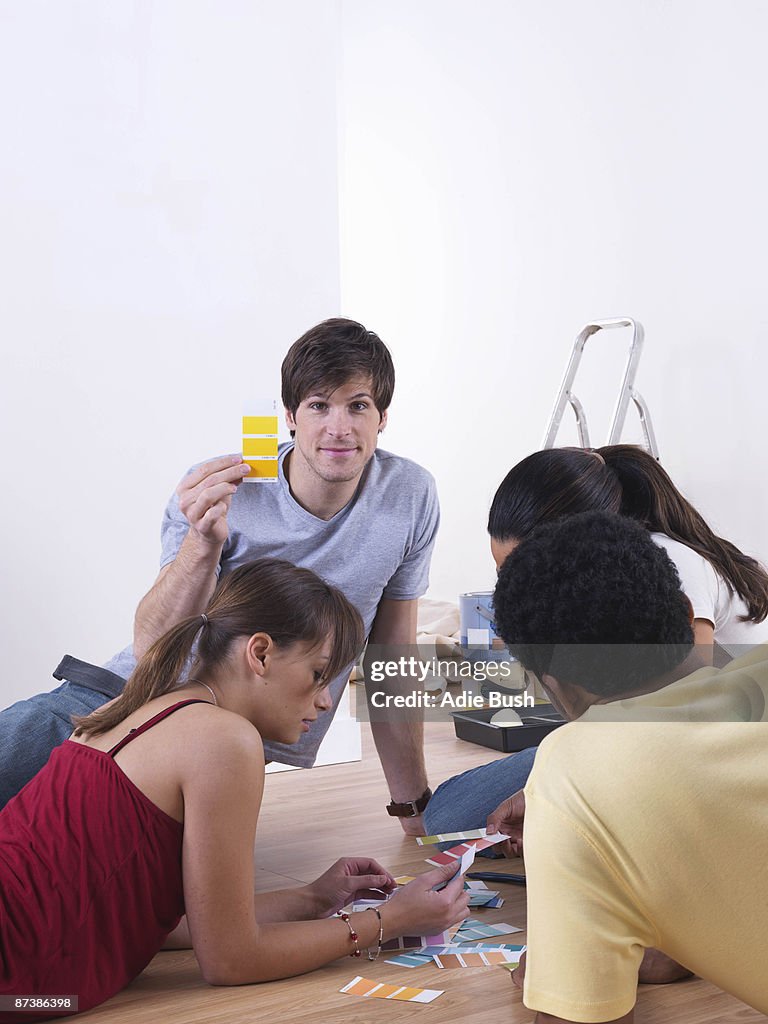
[
  {"left": 489, "top": 445, "right": 768, "bottom": 652},
  {"left": 423, "top": 446, "right": 768, "bottom": 840},
  {"left": 0, "top": 559, "right": 468, "bottom": 1022}
]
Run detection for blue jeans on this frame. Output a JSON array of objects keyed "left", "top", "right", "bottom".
[
  {"left": 424, "top": 746, "right": 537, "bottom": 853},
  {"left": 0, "top": 681, "right": 109, "bottom": 809}
]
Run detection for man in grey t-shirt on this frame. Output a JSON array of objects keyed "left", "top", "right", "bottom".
[{"left": 0, "top": 319, "right": 439, "bottom": 834}]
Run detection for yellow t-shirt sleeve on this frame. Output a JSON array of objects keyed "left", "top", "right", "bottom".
[{"left": 523, "top": 787, "right": 655, "bottom": 1023}]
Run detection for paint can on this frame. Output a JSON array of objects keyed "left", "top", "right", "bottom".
[
  {"left": 459, "top": 591, "right": 499, "bottom": 648},
  {"left": 458, "top": 591, "right": 529, "bottom": 694}
]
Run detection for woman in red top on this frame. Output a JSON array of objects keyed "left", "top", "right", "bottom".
[{"left": 0, "top": 559, "right": 468, "bottom": 1021}]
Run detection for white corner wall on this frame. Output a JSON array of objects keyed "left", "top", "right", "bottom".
[
  {"left": 1, "top": 1, "right": 342, "bottom": 704},
  {"left": 340, "top": 0, "right": 768, "bottom": 603}
]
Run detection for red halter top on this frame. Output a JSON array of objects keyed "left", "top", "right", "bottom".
[{"left": 0, "top": 700, "right": 208, "bottom": 1021}]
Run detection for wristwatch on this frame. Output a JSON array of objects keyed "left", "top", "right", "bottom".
[{"left": 386, "top": 787, "right": 432, "bottom": 818}]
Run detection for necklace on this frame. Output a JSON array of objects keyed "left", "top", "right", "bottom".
[{"left": 188, "top": 680, "right": 219, "bottom": 707}]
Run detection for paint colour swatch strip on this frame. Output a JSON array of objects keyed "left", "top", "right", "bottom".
[
  {"left": 454, "top": 920, "right": 523, "bottom": 941},
  {"left": 425, "top": 833, "right": 507, "bottom": 867},
  {"left": 417, "top": 828, "right": 490, "bottom": 846},
  {"left": 242, "top": 404, "right": 279, "bottom": 482},
  {"left": 433, "top": 950, "right": 520, "bottom": 969},
  {"left": 380, "top": 931, "right": 451, "bottom": 951},
  {"left": 340, "top": 976, "right": 444, "bottom": 1003},
  {"left": 383, "top": 954, "right": 433, "bottom": 968}
]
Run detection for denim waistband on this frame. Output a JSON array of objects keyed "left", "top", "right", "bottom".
[{"left": 53, "top": 655, "right": 127, "bottom": 700}]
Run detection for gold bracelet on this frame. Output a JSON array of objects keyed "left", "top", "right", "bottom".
[{"left": 365, "top": 906, "right": 384, "bottom": 961}]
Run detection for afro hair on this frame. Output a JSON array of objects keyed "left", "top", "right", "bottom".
[{"left": 493, "top": 511, "right": 694, "bottom": 696}]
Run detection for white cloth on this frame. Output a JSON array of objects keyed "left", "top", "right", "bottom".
[{"left": 416, "top": 598, "right": 461, "bottom": 656}]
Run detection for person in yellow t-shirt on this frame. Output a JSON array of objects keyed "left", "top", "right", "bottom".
[{"left": 486, "top": 510, "right": 768, "bottom": 1024}]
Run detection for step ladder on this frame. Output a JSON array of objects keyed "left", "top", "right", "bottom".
[{"left": 542, "top": 317, "right": 659, "bottom": 457}]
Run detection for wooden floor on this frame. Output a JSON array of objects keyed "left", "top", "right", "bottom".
[{"left": 82, "top": 717, "right": 765, "bottom": 1024}]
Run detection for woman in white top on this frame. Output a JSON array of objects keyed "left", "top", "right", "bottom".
[
  {"left": 421, "top": 446, "right": 768, "bottom": 840},
  {"left": 487, "top": 445, "right": 768, "bottom": 658},
  {"left": 649, "top": 533, "right": 762, "bottom": 655}
]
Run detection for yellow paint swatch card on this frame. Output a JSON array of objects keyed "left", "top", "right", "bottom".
[
  {"left": 242, "top": 400, "right": 279, "bottom": 483},
  {"left": 243, "top": 437, "right": 278, "bottom": 458},
  {"left": 340, "top": 976, "right": 444, "bottom": 1004}
]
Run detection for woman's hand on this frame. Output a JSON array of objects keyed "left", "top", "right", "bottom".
[
  {"left": 382, "top": 862, "right": 470, "bottom": 938},
  {"left": 308, "top": 857, "right": 396, "bottom": 918}
]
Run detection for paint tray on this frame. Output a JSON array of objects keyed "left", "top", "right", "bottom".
[{"left": 451, "top": 704, "right": 565, "bottom": 752}]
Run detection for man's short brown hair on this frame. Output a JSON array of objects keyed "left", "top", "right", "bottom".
[{"left": 281, "top": 318, "right": 395, "bottom": 420}]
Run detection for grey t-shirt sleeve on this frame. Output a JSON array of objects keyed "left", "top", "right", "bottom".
[{"left": 382, "top": 472, "right": 440, "bottom": 600}]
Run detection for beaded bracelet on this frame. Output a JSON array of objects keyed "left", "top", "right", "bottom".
[
  {"left": 365, "top": 906, "right": 384, "bottom": 961},
  {"left": 336, "top": 911, "right": 361, "bottom": 958}
]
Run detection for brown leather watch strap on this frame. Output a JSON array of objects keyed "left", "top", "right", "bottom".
[{"left": 386, "top": 787, "right": 432, "bottom": 818}]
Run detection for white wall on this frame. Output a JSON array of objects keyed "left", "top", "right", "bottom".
[
  {"left": 3, "top": 1, "right": 767, "bottom": 706},
  {"left": 0, "top": 1, "right": 342, "bottom": 703},
  {"left": 340, "top": 0, "right": 768, "bottom": 603}
]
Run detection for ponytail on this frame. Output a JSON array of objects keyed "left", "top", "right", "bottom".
[
  {"left": 72, "top": 558, "right": 365, "bottom": 738},
  {"left": 488, "top": 447, "right": 621, "bottom": 541},
  {"left": 72, "top": 615, "right": 207, "bottom": 738},
  {"left": 599, "top": 445, "right": 768, "bottom": 624}
]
